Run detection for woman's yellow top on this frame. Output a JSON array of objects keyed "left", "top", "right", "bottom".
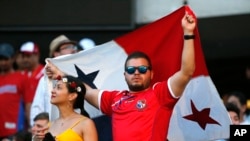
[{"left": 55, "top": 117, "right": 85, "bottom": 141}]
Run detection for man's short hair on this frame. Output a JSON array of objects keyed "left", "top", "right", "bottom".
[
  {"left": 225, "top": 102, "right": 240, "bottom": 118},
  {"left": 33, "top": 112, "right": 49, "bottom": 121}
]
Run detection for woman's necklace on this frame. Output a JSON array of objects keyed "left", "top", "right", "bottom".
[
  {"left": 59, "top": 113, "right": 76, "bottom": 127},
  {"left": 60, "top": 117, "right": 72, "bottom": 126},
  {"left": 60, "top": 121, "right": 64, "bottom": 126}
]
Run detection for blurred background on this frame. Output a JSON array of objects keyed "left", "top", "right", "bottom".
[{"left": 0, "top": 0, "right": 250, "bottom": 100}]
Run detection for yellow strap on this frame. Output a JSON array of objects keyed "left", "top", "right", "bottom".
[{"left": 70, "top": 117, "right": 85, "bottom": 129}]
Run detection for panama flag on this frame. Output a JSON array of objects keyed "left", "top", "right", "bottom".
[{"left": 47, "top": 6, "right": 231, "bottom": 141}]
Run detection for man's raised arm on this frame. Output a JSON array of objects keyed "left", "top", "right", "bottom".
[{"left": 170, "top": 12, "right": 196, "bottom": 97}]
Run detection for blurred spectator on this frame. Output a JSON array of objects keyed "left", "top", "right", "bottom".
[
  {"left": 227, "top": 91, "right": 250, "bottom": 124},
  {"left": 225, "top": 102, "right": 240, "bottom": 125},
  {"left": 215, "top": 102, "right": 240, "bottom": 141},
  {"left": 18, "top": 41, "right": 45, "bottom": 128},
  {"left": 49, "top": 35, "right": 78, "bottom": 58},
  {"left": 0, "top": 43, "right": 32, "bottom": 140},
  {"left": 78, "top": 38, "right": 96, "bottom": 50},
  {"left": 31, "top": 112, "right": 49, "bottom": 141},
  {"left": 31, "top": 112, "right": 49, "bottom": 134},
  {"left": 19, "top": 41, "right": 44, "bottom": 77}
]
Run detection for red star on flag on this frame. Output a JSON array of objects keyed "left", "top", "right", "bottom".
[{"left": 183, "top": 100, "right": 221, "bottom": 130}]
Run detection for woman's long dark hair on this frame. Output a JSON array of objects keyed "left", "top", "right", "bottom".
[{"left": 63, "top": 75, "right": 89, "bottom": 117}]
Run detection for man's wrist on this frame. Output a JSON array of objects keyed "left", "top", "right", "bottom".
[{"left": 184, "top": 35, "right": 195, "bottom": 40}]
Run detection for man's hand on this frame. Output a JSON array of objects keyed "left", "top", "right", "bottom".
[
  {"left": 32, "top": 125, "right": 49, "bottom": 141},
  {"left": 182, "top": 12, "right": 196, "bottom": 35},
  {"left": 45, "top": 60, "right": 64, "bottom": 79}
]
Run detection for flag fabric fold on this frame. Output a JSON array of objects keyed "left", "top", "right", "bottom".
[{"left": 47, "top": 5, "right": 231, "bottom": 141}]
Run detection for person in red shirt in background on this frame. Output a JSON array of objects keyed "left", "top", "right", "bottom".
[
  {"left": 0, "top": 43, "right": 32, "bottom": 140},
  {"left": 18, "top": 41, "right": 44, "bottom": 88},
  {"left": 17, "top": 41, "right": 45, "bottom": 129}
]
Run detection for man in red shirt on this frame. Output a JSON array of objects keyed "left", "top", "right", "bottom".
[
  {"left": 83, "top": 13, "right": 196, "bottom": 141},
  {"left": 0, "top": 43, "right": 32, "bottom": 140},
  {"left": 18, "top": 42, "right": 44, "bottom": 119},
  {"left": 18, "top": 41, "right": 44, "bottom": 92}
]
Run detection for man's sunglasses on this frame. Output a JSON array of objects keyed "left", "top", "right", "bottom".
[
  {"left": 125, "top": 66, "right": 151, "bottom": 74},
  {"left": 59, "top": 45, "right": 77, "bottom": 51}
]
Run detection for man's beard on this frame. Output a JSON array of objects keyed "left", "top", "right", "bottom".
[{"left": 128, "top": 83, "right": 145, "bottom": 92}]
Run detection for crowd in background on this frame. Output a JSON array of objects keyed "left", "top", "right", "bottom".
[{"left": 0, "top": 35, "right": 97, "bottom": 141}]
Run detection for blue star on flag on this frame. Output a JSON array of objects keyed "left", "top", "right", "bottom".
[{"left": 74, "top": 64, "right": 99, "bottom": 89}]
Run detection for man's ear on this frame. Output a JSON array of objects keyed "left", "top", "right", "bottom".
[{"left": 150, "top": 70, "right": 154, "bottom": 80}]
